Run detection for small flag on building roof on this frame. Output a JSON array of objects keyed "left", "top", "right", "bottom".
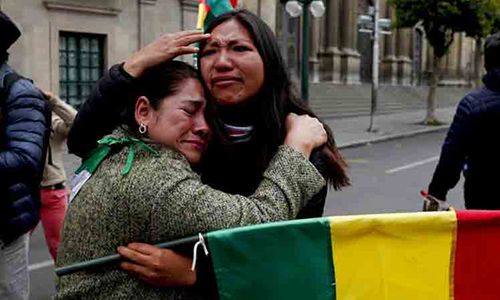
[{"left": 197, "top": 0, "right": 238, "bottom": 31}]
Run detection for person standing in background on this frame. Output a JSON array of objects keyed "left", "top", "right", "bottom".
[
  {"left": 34, "top": 91, "right": 77, "bottom": 262},
  {"left": 428, "top": 32, "right": 500, "bottom": 209},
  {"left": 0, "top": 10, "right": 51, "bottom": 300}
]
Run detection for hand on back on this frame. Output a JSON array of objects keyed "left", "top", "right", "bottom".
[
  {"left": 284, "top": 113, "right": 327, "bottom": 159},
  {"left": 124, "top": 30, "right": 210, "bottom": 78}
]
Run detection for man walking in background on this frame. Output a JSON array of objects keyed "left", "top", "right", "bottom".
[{"left": 428, "top": 32, "right": 500, "bottom": 210}]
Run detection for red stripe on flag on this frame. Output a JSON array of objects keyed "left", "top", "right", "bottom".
[
  {"left": 230, "top": 0, "right": 238, "bottom": 7},
  {"left": 454, "top": 210, "right": 500, "bottom": 300}
]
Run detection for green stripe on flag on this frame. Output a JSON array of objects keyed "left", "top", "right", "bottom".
[
  {"left": 203, "top": 11, "right": 215, "bottom": 31},
  {"left": 206, "top": 0, "right": 234, "bottom": 17},
  {"left": 206, "top": 217, "right": 336, "bottom": 300}
]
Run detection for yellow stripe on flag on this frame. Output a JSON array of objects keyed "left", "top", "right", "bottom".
[
  {"left": 196, "top": 3, "right": 208, "bottom": 30},
  {"left": 329, "top": 211, "right": 457, "bottom": 300}
]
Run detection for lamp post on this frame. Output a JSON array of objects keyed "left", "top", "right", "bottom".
[{"left": 285, "top": 0, "right": 325, "bottom": 104}]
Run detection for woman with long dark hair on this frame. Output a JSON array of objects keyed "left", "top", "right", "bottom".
[
  {"left": 66, "top": 8, "right": 349, "bottom": 294},
  {"left": 197, "top": 10, "right": 349, "bottom": 219}
]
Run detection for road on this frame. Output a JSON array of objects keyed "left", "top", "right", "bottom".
[
  {"left": 323, "top": 131, "right": 464, "bottom": 217},
  {"left": 29, "top": 131, "right": 464, "bottom": 299}
]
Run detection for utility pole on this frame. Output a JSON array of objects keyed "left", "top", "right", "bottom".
[
  {"left": 301, "top": 1, "right": 311, "bottom": 104},
  {"left": 358, "top": 0, "right": 391, "bottom": 132}
]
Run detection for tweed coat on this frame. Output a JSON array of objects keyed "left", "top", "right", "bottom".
[{"left": 54, "top": 130, "right": 325, "bottom": 300}]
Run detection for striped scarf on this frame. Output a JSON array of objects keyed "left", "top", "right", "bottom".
[{"left": 223, "top": 123, "right": 253, "bottom": 143}]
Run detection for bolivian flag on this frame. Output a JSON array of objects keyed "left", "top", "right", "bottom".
[
  {"left": 206, "top": 210, "right": 500, "bottom": 300},
  {"left": 197, "top": 0, "right": 238, "bottom": 31}
]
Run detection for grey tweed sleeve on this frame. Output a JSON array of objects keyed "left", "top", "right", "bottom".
[{"left": 130, "top": 146, "right": 326, "bottom": 241}]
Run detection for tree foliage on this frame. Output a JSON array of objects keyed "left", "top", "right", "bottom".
[
  {"left": 388, "top": 0, "right": 500, "bottom": 53},
  {"left": 457, "top": 0, "right": 500, "bottom": 39},
  {"left": 388, "top": 0, "right": 500, "bottom": 124},
  {"left": 388, "top": 0, "right": 468, "bottom": 58}
]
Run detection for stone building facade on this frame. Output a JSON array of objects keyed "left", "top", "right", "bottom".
[
  {"left": 0, "top": 0, "right": 476, "bottom": 109},
  {"left": 277, "top": 0, "right": 477, "bottom": 87}
]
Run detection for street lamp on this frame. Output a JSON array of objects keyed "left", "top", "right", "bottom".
[{"left": 285, "top": 0, "right": 325, "bottom": 104}]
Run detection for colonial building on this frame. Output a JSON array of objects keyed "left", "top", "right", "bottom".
[{"left": 0, "top": 0, "right": 476, "bottom": 109}]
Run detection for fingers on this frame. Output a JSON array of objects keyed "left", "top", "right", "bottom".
[
  {"left": 284, "top": 113, "right": 327, "bottom": 159},
  {"left": 117, "top": 243, "right": 157, "bottom": 266},
  {"left": 174, "top": 31, "right": 210, "bottom": 47},
  {"left": 175, "top": 46, "right": 201, "bottom": 55},
  {"left": 42, "top": 91, "right": 54, "bottom": 100},
  {"left": 161, "top": 30, "right": 210, "bottom": 50},
  {"left": 117, "top": 244, "right": 197, "bottom": 287},
  {"left": 170, "top": 29, "right": 205, "bottom": 39},
  {"left": 124, "top": 30, "right": 209, "bottom": 77},
  {"left": 126, "top": 242, "right": 159, "bottom": 254}
]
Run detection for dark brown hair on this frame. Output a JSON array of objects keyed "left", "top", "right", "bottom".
[
  {"left": 198, "top": 9, "right": 350, "bottom": 189},
  {"left": 121, "top": 60, "right": 213, "bottom": 134}
]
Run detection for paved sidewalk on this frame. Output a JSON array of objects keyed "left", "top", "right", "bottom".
[
  {"left": 327, "top": 106, "right": 456, "bottom": 149},
  {"left": 62, "top": 106, "right": 458, "bottom": 176}
]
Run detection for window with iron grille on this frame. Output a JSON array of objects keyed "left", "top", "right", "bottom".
[{"left": 59, "top": 32, "right": 105, "bottom": 109}]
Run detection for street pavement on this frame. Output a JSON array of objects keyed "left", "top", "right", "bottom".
[{"left": 329, "top": 106, "right": 455, "bottom": 150}]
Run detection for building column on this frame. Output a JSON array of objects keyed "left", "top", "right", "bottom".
[
  {"left": 138, "top": 0, "right": 157, "bottom": 48},
  {"left": 441, "top": 32, "right": 461, "bottom": 85},
  {"left": 244, "top": 0, "right": 277, "bottom": 33},
  {"left": 340, "top": 0, "right": 361, "bottom": 85},
  {"left": 318, "top": 0, "right": 342, "bottom": 83},
  {"left": 310, "top": 16, "right": 321, "bottom": 83},
  {"left": 396, "top": 28, "right": 412, "bottom": 86},
  {"left": 461, "top": 35, "right": 475, "bottom": 86},
  {"left": 382, "top": 4, "right": 397, "bottom": 85},
  {"left": 456, "top": 33, "right": 469, "bottom": 86}
]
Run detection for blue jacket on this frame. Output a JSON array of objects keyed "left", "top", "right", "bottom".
[
  {"left": 0, "top": 62, "right": 50, "bottom": 244},
  {"left": 428, "top": 70, "right": 500, "bottom": 209}
]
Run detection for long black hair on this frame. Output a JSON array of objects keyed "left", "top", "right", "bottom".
[
  {"left": 198, "top": 9, "right": 350, "bottom": 190},
  {"left": 120, "top": 60, "right": 214, "bottom": 134}
]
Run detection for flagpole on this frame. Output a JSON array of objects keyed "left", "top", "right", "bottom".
[
  {"left": 194, "top": 2, "right": 207, "bottom": 69},
  {"left": 55, "top": 235, "right": 202, "bottom": 277}
]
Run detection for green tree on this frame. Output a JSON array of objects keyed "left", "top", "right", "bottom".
[
  {"left": 457, "top": 0, "right": 500, "bottom": 89},
  {"left": 388, "top": 0, "right": 472, "bottom": 124}
]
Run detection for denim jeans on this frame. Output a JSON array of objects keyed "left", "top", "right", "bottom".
[{"left": 0, "top": 233, "right": 29, "bottom": 300}]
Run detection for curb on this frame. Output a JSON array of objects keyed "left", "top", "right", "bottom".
[{"left": 338, "top": 124, "right": 450, "bottom": 150}]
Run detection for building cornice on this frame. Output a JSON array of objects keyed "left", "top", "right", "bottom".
[
  {"left": 140, "top": 0, "right": 157, "bottom": 5},
  {"left": 181, "top": 0, "right": 199, "bottom": 10},
  {"left": 43, "top": 1, "right": 122, "bottom": 16}
]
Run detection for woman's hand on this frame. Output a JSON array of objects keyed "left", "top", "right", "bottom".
[
  {"left": 124, "top": 30, "right": 210, "bottom": 78},
  {"left": 117, "top": 243, "right": 196, "bottom": 287},
  {"left": 284, "top": 113, "right": 327, "bottom": 159},
  {"left": 42, "top": 91, "right": 55, "bottom": 104}
]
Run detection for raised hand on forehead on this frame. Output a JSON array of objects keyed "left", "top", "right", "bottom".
[{"left": 124, "top": 30, "right": 210, "bottom": 78}]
